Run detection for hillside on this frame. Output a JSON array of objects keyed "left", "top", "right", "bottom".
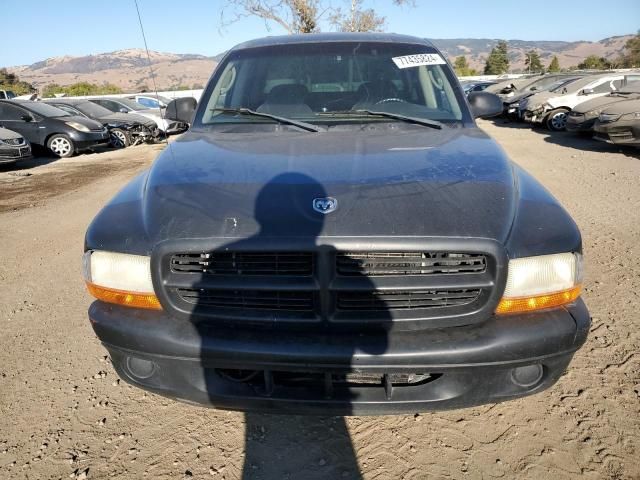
[
  {"left": 7, "top": 49, "right": 218, "bottom": 91},
  {"left": 433, "top": 35, "right": 632, "bottom": 72},
  {"left": 4, "top": 35, "right": 634, "bottom": 92}
]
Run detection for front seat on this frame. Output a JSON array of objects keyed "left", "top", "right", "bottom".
[
  {"left": 256, "top": 84, "right": 313, "bottom": 116},
  {"left": 352, "top": 80, "right": 399, "bottom": 109}
]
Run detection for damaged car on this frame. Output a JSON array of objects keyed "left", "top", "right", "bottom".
[
  {"left": 594, "top": 98, "right": 640, "bottom": 147},
  {"left": 88, "top": 97, "right": 187, "bottom": 135},
  {"left": 44, "top": 98, "right": 159, "bottom": 147},
  {"left": 503, "top": 75, "right": 584, "bottom": 120},
  {"left": 522, "top": 73, "right": 626, "bottom": 130}
]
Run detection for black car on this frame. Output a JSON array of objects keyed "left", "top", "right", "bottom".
[
  {"left": 84, "top": 33, "right": 589, "bottom": 415},
  {"left": 0, "top": 127, "right": 32, "bottom": 165},
  {"left": 594, "top": 98, "right": 640, "bottom": 147},
  {"left": 0, "top": 100, "right": 109, "bottom": 157},
  {"left": 44, "top": 98, "right": 159, "bottom": 147}
]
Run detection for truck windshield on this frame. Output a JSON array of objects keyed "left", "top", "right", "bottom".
[{"left": 198, "top": 42, "right": 465, "bottom": 127}]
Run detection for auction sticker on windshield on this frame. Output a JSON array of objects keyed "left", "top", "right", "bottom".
[{"left": 392, "top": 53, "right": 446, "bottom": 69}]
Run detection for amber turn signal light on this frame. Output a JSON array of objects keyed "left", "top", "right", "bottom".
[
  {"left": 86, "top": 282, "right": 162, "bottom": 310},
  {"left": 496, "top": 285, "right": 581, "bottom": 315}
]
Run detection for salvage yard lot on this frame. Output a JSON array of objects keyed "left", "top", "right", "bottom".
[{"left": 0, "top": 123, "right": 638, "bottom": 479}]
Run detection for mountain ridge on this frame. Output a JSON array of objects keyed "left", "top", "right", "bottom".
[{"left": 4, "top": 34, "right": 634, "bottom": 91}]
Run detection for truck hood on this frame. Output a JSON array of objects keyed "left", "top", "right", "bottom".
[{"left": 138, "top": 125, "right": 517, "bottom": 242}]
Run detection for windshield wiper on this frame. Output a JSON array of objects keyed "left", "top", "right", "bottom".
[
  {"left": 319, "top": 110, "right": 443, "bottom": 130},
  {"left": 210, "top": 107, "right": 320, "bottom": 132}
]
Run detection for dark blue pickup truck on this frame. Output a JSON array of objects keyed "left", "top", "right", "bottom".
[{"left": 83, "top": 33, "right": 589, "bottom": 415}]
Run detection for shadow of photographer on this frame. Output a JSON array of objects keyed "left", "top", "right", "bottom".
[{"left": 191, "top": 172, "right": 390, "bottom": 479}]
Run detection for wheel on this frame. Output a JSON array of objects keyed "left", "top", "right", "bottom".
[
  {"left": 110, "top": 128, "right": 131, "bottom": 148},
  {"left": 47, "top": 134, "right": 75, "bottom": 158},
  {"left": 546, "top": 109, "right": 569, "bottom": 131}
]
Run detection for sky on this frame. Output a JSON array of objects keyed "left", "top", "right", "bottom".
[{"left": 1, "top": 0, "right": 638, "bottom": 67}]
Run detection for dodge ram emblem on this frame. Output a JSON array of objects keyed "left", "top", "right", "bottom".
[{"left": 313, "top": 197, "right": 338, "bottom": 214}]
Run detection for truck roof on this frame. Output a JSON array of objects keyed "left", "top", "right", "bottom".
[{"left": 232, "top": 32, "right": 436, "bottom": 51}]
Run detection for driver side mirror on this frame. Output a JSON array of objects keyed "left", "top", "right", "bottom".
[
  {"left": 119, "top": 108, "right": 128, "bottom": 113},
  {"left": 468, "top": 91, "right": 503, "bottom": 119},
  {"left": 21, "top": 114, "right": 33, "bottom": 122},
  {"left": 581, "top": 88, "right": 594, "bottom": 96},
  {"left": 165, "top": 97, "right": 197, "bottom": 125}
]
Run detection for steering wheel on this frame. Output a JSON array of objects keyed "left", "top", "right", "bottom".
[{"left": 374, "top": 98, "right": 407, "bottom": 105}]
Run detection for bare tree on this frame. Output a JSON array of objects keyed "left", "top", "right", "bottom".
[{"left": 221, "top": 0, "right": 413, "bottom": 34}]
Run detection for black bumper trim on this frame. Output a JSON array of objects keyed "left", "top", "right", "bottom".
[{"left": 89, "top": 299, "right": 589, "bottom": 414}]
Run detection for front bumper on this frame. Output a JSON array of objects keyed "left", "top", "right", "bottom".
[
  {"left": 0, "top": 144, "right": 31, "bottom": 163},
  {"left": 594, "top": 119, "right": 640, "bottom": 146},
  {"left": 566, "top": 115, "right": 596, "bottom": 133},
  {"left": 89, "top": 299, "right": 590, "bottom": 415},
  {"left": 70, "top": 129, "right": 111, "bottom": 151},
  {"left": 523, "top": 107, "right": 547, "bottom": 124}
]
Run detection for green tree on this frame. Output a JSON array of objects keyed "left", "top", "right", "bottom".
[
  {"left": 453, "top": 56, "right": 477, "bottom": 76},
  {"left": 547, "top": 56, "right": 561, "bottom": 72},
  {"left": 41, "top": 82, "right": 123, "bottom": 98},
  {"left": 524, "top": 50, "right": 544, "bottom": 73},
  {"left": 484, "top": 40, "right": 509, "bottom": 75},
  {"left": 0, "top": 69, "right": 36, "bottom": 95},
  {"left": 578, "top": 55, "right": 610, "bottom": 70}
]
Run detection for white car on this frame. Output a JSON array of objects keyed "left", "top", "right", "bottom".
[
  {"left": 522, "top": 73, "right": 627, "bottom": 130},
  {"left": 88, "top": 97, "right": 187, "bottom": 135}
]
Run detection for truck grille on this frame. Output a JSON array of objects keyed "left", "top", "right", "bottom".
[
  {"left": 159, "top": 243, "right": 500, "bottom": 329},
  {"left": 177, "top": 288, "right": 314, "bottom": 311},
  {"left": 337, "top": 289, "right": 481, "bottom": 310},
  {"left": 171, "top": 252, "right": 313, "bottom": 276},
  {"left": 336, "top": 252, "right": 485, "bottom": 276}
]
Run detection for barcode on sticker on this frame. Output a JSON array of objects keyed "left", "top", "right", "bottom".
[{"left": 392, "top": 53, "right": 446, "bottom": 69}]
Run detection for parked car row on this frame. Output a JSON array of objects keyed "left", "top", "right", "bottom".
[
  {"left": 0, "top": 93, "right": 190, "bottom": 164},
  {"left": 487, "top": 71, "right": 640, "bottom": 147}
]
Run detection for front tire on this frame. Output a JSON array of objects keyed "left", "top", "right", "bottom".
[
  {"left": 47, "top": 134, "right": 75, "bottom": 158},
  {"left": 546, "top": 109, "right": 569, "bottom": 131},
  {"left": 110, "top": 128, "right": 131, "bottom": 148}
]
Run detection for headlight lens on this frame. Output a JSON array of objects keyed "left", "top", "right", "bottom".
[
  {"left": 620, "top": 112, "right": 640, "bottom": 120},
  {"left": 496, "top": 252, "right": 583, "bottom": 315},
  {"left": 599, "top": 113, "right": 621, "bottom": 123},
  {"left": 65, "top": 121, "right": 91, "bottom": 132},
  {"left": 83, "top": 251, "right": 161, "bottom": 309}
]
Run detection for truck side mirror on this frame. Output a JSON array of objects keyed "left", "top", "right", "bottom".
[
  {"left": 468, "top": 91, "right": 503, "bottom": 119},
  {"left": 165, "top": 97, "right": 197, "bottom": 125}
]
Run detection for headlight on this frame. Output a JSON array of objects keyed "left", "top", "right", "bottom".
[
  {"left": 598, "top": 113, "right": 621, "bottom": 123},
  {"left": 620, "top": 112, "right": 640, "bottom": 120},
  {"left": 65, "top": 121, "right": 91, "bottom": 132},
  {"left": 496, "top": 252, "right": 583, "bottom": 315},
  {"left": 83, "top": 251, "right": 161, "bottom": 309}
]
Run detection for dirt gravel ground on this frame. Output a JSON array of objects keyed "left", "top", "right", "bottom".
[{"left": 0, "top": 123, "right": 638, "bottom": 480}]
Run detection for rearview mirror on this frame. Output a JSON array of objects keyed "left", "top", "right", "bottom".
[
  {"left": 165, "top": 97, "right": 197, "bottom": 125},
  {"left": 468, "top": 91, "right": 503, "bottom": 119}
]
